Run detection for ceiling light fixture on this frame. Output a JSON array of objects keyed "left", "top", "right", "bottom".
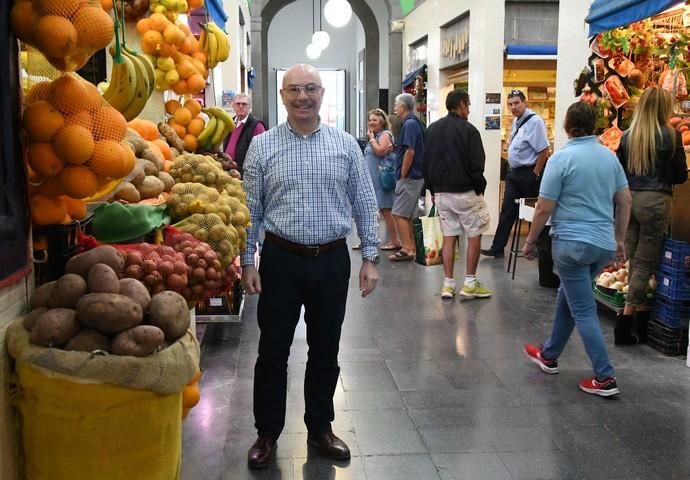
[
  {"left": 312, "top": 0, "right": 330, "bottom": 49},
  {"left": 324, "top": 0, "right": 352, "bottom": 28}
]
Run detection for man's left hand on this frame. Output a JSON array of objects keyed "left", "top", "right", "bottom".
[
  {"left": 522, "top": 242, "right": 538, "bottom": 261},
  {"left": 359, "top": 261, "right": 379, "bottom": 298}
]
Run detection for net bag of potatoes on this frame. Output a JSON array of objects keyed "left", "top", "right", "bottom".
[
  {"left": 7, "top": 318, "right": 199, "bottom": 480},
  {"left": 24, "top": 68, "right": 135, "bottom": 226},
  {"left": 10, "top": 0, "right": 114, "bottom": 72}
]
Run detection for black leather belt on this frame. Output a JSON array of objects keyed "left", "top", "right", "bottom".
[
  {"left": 264, "top": 232, "right": 346, "bottom": 257},
  {"left": 510, "top": 164, "right": 536, "bottom": 171}
]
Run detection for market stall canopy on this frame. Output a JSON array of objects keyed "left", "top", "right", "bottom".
[
  {"left": 505, "top": 44, "right": 557, "bottom": 60},
  {"left": 199, "top": 0, "right": 228, "bottom": 32},
  {"left": 586, "top": 0, "right": 678, "bottom": 36},
  {"left": 402, "top": 64, "right": 426, "bottom": 88}
]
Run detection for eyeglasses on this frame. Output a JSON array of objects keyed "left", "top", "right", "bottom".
[
  {"left": 285, "top": 84, "right": 322, "bottom": 97},
  {"left": 234, "top": 102, "right": 249, "bottom": 107}
]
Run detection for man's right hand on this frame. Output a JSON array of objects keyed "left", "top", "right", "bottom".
[{"left": 241, "top": 265, "right": 262, "bottom": 295}]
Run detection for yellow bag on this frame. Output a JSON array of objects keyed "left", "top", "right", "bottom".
[{"left": 16, "top": 365, "right": 182, "bottom": 480}]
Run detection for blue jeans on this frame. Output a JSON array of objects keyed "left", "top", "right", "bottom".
[{"left": 542, "top": 239, "right": 615, "bottom": 379}]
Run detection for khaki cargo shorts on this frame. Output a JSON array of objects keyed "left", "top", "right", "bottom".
[{"left": 434, "top": 191, "right": 491, "bottom": 238}]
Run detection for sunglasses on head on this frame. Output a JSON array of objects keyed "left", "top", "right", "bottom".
[{"left": 508, "top": 89, "right": 525, "bottom": 100}]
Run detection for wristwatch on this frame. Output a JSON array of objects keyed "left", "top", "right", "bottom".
[{"left": 364, "top": 255, "right": 380, "bottom": 265}]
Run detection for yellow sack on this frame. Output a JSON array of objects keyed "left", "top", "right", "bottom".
[{"left": 16, "top": 365, "right": 181, "bottom": 480}]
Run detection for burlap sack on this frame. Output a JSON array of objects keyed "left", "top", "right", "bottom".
[{"left": 6, "top": 318, "right": 199, "bottom": 395}]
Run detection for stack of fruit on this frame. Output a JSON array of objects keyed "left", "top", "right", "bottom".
[
  {"left": 136, "top": 14, "right": 208, "bottom": 94},
  {"left": 24, "top": 74, "right": 134, "bottom": 225},
  {"left": 200, "top": 21, "right": 230, "bottom": 69},
  {"left": 164, "top": 98, "right": 206, "bottom": 152},
  {"left": 10, "top": 0, "right": 114, "bottom": 72},
  {"left": 196, "top": 106, "right": 235, "bottom": 151},
  {"left": 149, "top": 0, "right": 205, "bottom": 21}
]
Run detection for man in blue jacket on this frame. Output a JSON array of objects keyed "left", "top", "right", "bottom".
[{"left": 424, "top": 89, "right": 492, "bottom": 299}]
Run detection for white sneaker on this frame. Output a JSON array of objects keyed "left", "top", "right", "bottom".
[{"left": 441, "top": 284, "right": 456, "bottom": 299}]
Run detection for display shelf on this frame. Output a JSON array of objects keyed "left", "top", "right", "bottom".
[{"left": 195, "top": 292, "right": 244, "bottom": 324}]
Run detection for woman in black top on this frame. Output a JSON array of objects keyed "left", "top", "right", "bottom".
[{"left": 615, "top": 86, "right": 688, "bottom": 344}]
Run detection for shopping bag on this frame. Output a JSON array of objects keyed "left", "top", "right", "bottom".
[{"left": 413, "top": 206, "right": 444, "bottom": 266}]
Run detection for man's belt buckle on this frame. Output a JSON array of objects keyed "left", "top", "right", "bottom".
[{"left": 309, "top": 245, "right": 320, "bottom": 256}]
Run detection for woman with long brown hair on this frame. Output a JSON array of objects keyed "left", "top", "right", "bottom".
[{"left": 615, "top": 87, "right": 688, "bottom": 345}]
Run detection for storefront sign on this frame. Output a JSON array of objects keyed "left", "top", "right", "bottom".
[
  {"left": 484, "top": 92, "right": 501, "bottom": 130},
  {"left": 440, "top": 12, "right": 470, "bottom": 70}
]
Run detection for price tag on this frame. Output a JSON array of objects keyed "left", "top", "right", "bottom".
[
  {"left": 663, "top": 278, "right": 670, "bottom": 287},
  {"left": 209, "top": 297, "right": 223, "bottom": 307},
  {"left": 665, "top": 251, "right": 672, "bottom": 259}
]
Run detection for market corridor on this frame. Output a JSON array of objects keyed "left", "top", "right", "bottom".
[{"left": 181, "top": 235, "right": 690, "bottom": 480}]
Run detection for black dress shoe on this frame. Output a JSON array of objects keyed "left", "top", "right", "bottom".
[
  {"left": 480, "top": 248, "right": 504, "bottom": 259},
  {"left": 247, "top": 436, "right": 277, "bottom": 469},
  {"left": 614, "top": 314, "right": 639, "bottom": 346},
  {"left": 307, "top": 431, "right": 351, "bottom": 460}
]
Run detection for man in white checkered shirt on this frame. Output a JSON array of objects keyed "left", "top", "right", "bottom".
[{"left": 241, "top": 64, "right": 379, "bottom": 469}]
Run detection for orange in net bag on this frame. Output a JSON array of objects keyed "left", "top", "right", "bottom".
[
  {"left": 23, "top": 69, "right": 135, "bottom": 225},
  {"left": 10, "top": 0, "right": 114, "bottom": 72}
]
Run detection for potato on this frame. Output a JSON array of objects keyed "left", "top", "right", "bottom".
[
  {"left": 130, "top": 163, "right": 146, "bottom": 187},
  {"left": 66, "top": 246, "right": 125, "bottom": 278},
  {"left": 64, "top": 329, "right": 112, "bottom": 353},
  {"left": 136, "top": 157, "right": 158, "bottom": 177},
  {"left": 111, "top": 325, "right": 165, "bottom": 357},
  {"left": 115, "top": 182, "right": 141, "bottom": 203},
  {"left": 87, "top": 263, "right": 120, "bottom": 294},
  {"left": 147, "top": 291, "right": 190, "bottom": 341},
  {"left": 23, "top": 307, "right": 47, "bottom": 332},
  {"left": 48, "top": 274, "right": 88, "bottom": 309},
  {"left": 29, "top": 281, "right": 55, "bottom": 310},
  {"left": 139, "top": 176, "right": 165, "bottom": 199},
  {"left": 76, "top": 293, "right": 143, "bottom": 334},
  {"left": 118, "top": 278, "right": 151, "bottom": 309},
  {"left": 157, "top": 171, "right": 175, "bottom": 192},
  {"left": 30, "top": 308, "right": 81, "bottom": 347}
]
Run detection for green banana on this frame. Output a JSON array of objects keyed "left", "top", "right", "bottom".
[
  {"left": 210, "top": 117, "right": 227, "bottom": 147},
  {"left": 103, "top": 53, "right": 137, "bottom": 112},
  {"left": 197, "top": 114, "right": 218, "bottom": 146},
  {"left": 206, "top": 106, "right": 235, "bottom": 132},
  {"left": 120, "top": 49, "right": 150, "bottom": 121}
]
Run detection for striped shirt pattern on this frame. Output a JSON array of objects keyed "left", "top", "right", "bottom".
[{"left": 240, "top": 122, "right": 379, "bottom": 265}]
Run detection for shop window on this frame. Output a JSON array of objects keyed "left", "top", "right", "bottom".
[
  {"left": 439, "top": 12, "right": 470, "bottom": 70},
  {"left": 407, "top": 36, "right": 427, "bottom": 74}
]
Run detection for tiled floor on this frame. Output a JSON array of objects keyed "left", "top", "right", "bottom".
[{"left": 182, "top": 235, "right": 690, "bottom": 480}]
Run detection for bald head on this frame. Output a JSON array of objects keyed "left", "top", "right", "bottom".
[{"left": 282, "top": 64, "right": 322, "bottom": 88}]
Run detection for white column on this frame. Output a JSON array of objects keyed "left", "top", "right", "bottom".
[{"left": 554, "top": 0, "right": 592, "bottom": 150}]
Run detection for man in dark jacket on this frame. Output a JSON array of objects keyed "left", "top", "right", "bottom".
[
  {"left": 424, "top": 89, "right": 492, "bottom": 299},
  {"left": 224, "top": 93, "right": 266, "bottom": 174}
]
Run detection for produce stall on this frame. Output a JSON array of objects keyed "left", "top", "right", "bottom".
[
  {"left": 582, "top": 0, "right": 690, "bottom": 356},
  {"left": 4, "top": 0, "right": 245, "bottom": 475}
]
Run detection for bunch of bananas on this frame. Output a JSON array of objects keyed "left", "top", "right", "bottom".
[
  {"left": 197, "top": 107, "right": 236, "bottom": 150},
  {"left": 200, "top": 22, "right": 230, "bottom": 69},
  {"left": 101, "top": 45, "right": 155, "bottom": 121}
]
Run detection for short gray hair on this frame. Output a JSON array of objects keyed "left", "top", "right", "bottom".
[
  {"left": 233, "top": 93, "right": 251, "bottom": 108},
  {"left": 395, "top": 93, "right": 415, "bottom": 113}
]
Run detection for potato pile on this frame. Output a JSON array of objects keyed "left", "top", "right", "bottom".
[
  {"left": 169, "top": 153, "right": 234, "bottom": 192},
  {"left": 25, "top": 246, "right": 191, "bottom": 357},
  {"left": 166, "top": 231, "right": 226, "bottom": 301},
  {"left": 121, "top": 244, "right": 189, "bottom": 295},
  {"left": 168, "top": 182, "right": 249, "bottom": 266},
  {"left": 115, "top": 130, "right": 175, "bottom": 203}
]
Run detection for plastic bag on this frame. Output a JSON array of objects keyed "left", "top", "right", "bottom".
[{"left": 413, "top": 206, "right": 444, "bottom": 266}]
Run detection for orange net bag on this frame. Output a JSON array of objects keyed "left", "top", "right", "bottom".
[
  {"left": 10, "top": 0, "right": 114, "bottom": 72},
  {"left": 23, "top": 68, "right": 135, "bottom": 225}
]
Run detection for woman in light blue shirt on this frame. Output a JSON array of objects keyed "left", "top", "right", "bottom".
[{"left": 521, "top": 102, "right": 632, "bottom": 398}]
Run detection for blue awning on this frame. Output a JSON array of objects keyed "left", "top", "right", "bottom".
[
  {"left": 586, "top": 0, "right": 679, "bottom": 36},
  {"left": 402, "top": 64, "right": 426, "bottom": 88},
  {"left": 505, "top": 44, "right": 557, "bottom": 59},
  {"left": 205, "top": 0, "right": 229, "bottom": 31}
]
